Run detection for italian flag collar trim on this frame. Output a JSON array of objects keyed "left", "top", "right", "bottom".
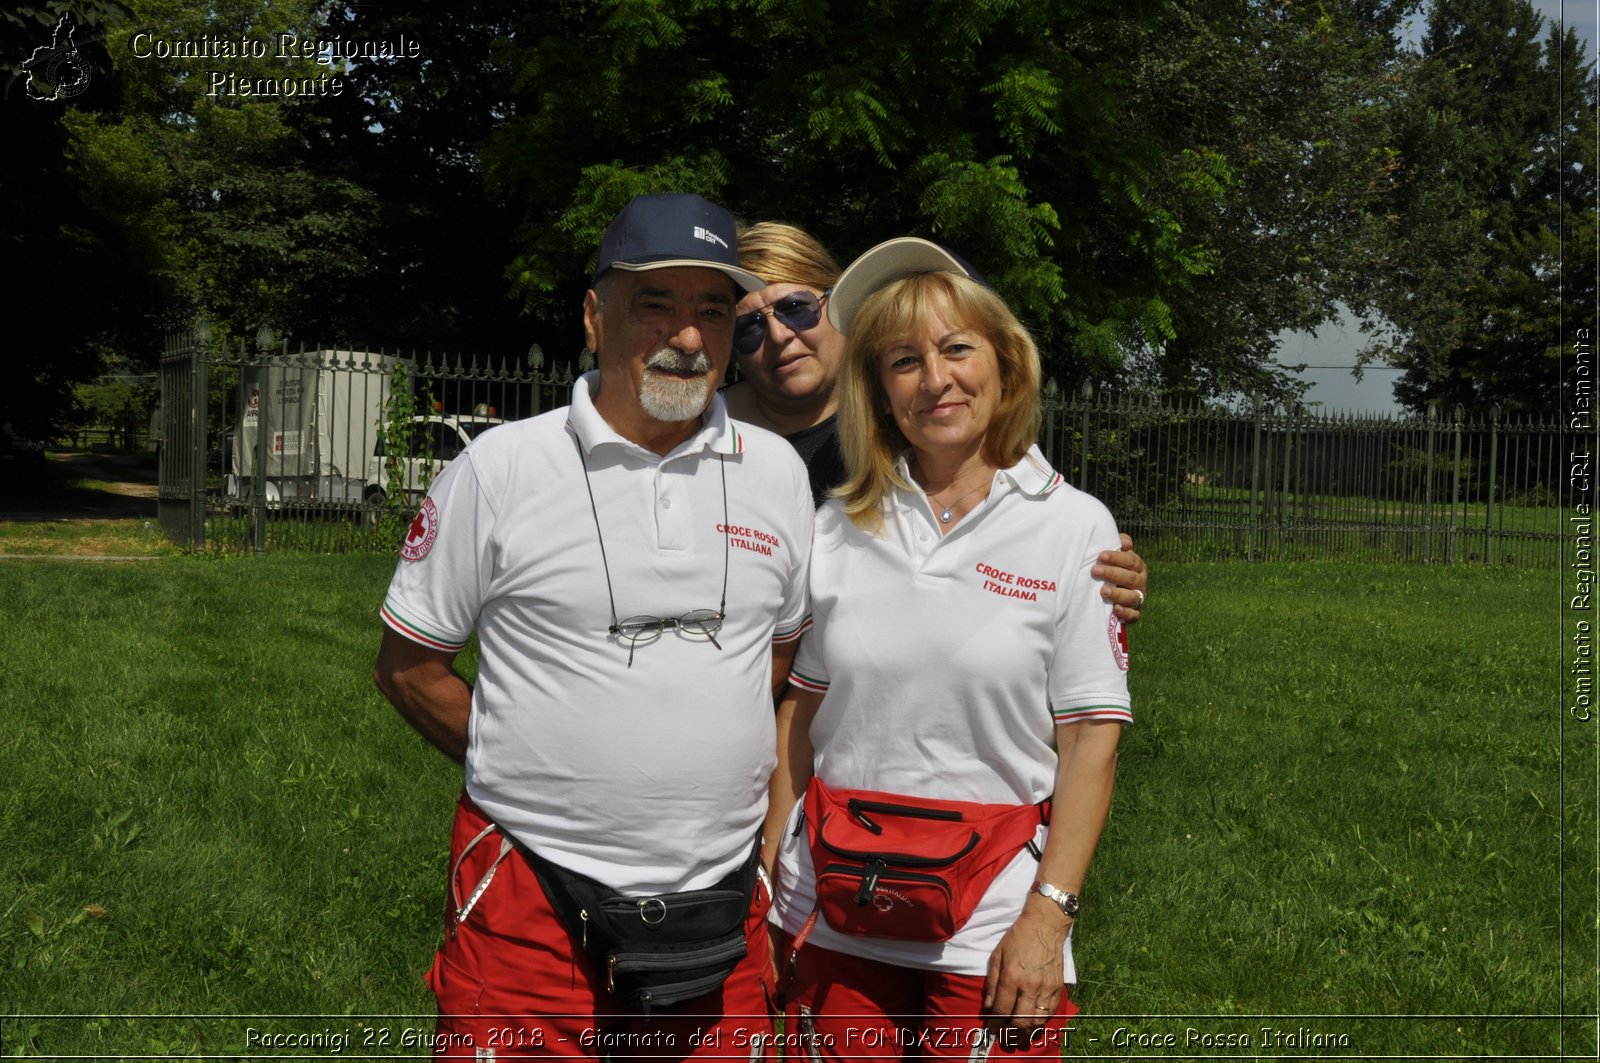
[{"left": 1002, "top": 446, "right": 1064, "bottom": 497}]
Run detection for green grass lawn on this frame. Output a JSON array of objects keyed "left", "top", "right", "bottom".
[
  {"left": 0, "top": 519, "right": 179, "bottom": 558},
  {"left": 1, "top": 553, "right": 456, "bottom": 1056},
  {"left": 1070, "top": 561, "right": 1586, "bottom": 1058},
  {"left": 0, "top": 557, "right": 1585, "bottom": 1058}
]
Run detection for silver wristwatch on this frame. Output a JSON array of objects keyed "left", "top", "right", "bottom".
[{"left": 1032, "top": 880, "right": 1080, "bottom": 918}]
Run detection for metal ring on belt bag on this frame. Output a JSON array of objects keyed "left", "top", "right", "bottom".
[{"left": 451, "top": 823, "right": 514, "bottom": 933}]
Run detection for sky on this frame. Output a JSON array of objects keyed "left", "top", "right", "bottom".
[
  {"left": 1531, "top": 0, "right": 1596, "bottom": 60},
  {"left": 1271, "top": 0, "right": 1594, "bottom": 414},
  {"left": 1274, "top": 310, "right": 1405, "bottom": 415}
]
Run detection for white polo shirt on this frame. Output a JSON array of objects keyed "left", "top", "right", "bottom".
[
  {"left": 381, "top": 374, "right": 813, "bottom": 894},
  {"left": 771, "top": 445, "right": 1131, "bottom": 976}
]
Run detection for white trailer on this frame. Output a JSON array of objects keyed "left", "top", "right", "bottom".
[
  {"left": 228, "top": 349, "right": 394, "bottom": 504},
  {"left": 225, "top": 351, "right": 506, "bottom": 508}
]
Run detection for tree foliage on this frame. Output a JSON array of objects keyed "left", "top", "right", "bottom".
[
  {"left": 1370, "top": 0, "right": 1596, "bottom": 413},
  {"left": 63, "top": 0, "right": 382, "bottom": 346},
  {"left": 14, "top": 0, "right": 1588, "bottom": 433},
  {"left": 2, "top": 1, "right": 164, "bottom": 436},
  {"left": 482, "top": 0, "right": 1223, "bottom": 391},
  {"left": 1115, "top": 0, "right": 1424, "bottom": 406},
  {"left": 486, "top": 0, "right": 1562, "bottom": 407},
  {"left": 308, "top": 1, "right": 533, "bottom": 357}
]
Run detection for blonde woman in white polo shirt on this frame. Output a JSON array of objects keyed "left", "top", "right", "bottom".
[
  {"left": 727, "top": 221, "right": 1152, "bottom": 621},
  {"left": 762, "top": 239, "right": 1132, "bottom": 1059}
]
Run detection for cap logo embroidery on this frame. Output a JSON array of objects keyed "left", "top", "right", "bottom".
[{"left": 694, "top": 225, "right": 729, "bottom": 249}]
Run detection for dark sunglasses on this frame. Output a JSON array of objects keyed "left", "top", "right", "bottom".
[{"left": 732, "top": 288, "right": 831, "bottom": 356}]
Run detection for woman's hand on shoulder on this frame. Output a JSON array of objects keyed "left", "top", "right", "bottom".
[{"left": 1094, "top": 533, "right": 1148, "bottom": 624}]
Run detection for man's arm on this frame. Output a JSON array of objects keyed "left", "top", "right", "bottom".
[
  {"left": 771, "top": 638, "right": 800, "bottom": 704},
  {"left": 763, "top": 685, "right": 822, "bottom": 878},
  {"left": 1093, "top": 532, "right": 1149, "bottom": 623},
  {"left": 373, "top": 626, "right": 472, "bottom": 763}
]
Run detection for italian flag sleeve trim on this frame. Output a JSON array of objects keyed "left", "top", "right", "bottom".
[
  {"left": 1052, "top": 704, "right": 1134, "bottom": 725},
  {"left": 772, "top": 614, "right": 813, "bottom": 645},
  {"left": 380, "top": 601, "right": 469, "bottom": 653},
  {"left": 787, "top": 667, "right": 829, "bottom": 694}
]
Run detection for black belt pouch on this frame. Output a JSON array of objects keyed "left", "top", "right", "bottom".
[{"left": 522, "top": 839, "right": 758, "bottom": 1016}]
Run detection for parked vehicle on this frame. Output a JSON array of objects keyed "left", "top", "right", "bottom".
[
  {"left": 366, "top": 412, "right": 506, "bottom": 508},
  {"left": 226, "top": 349, "right": 393, "bottom": 505},
  {"left": 224, "top": 351, "right": 504, "bottom": 511}
]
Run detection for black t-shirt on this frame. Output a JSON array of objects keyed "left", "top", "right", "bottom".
[{"left": 785, "top": 415, "right": 846, "bottom": 510}]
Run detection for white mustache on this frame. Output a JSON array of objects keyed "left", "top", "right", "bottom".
[{"left": 646, "top": 348, "right": 710, "bottom": 374}]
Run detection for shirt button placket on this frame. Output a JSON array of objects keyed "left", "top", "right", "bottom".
[{"left": 657, "top": 465, "right": 690, "bottom": 551}]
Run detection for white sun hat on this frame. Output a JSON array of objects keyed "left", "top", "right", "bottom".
[{"left": 825, "top": 237, "right": 979, "bottom": 335}]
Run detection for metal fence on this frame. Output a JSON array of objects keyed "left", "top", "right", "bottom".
[
  {"left": 159, "top": 331, "right": 1566, "bottom": 565},
  {"left": 159, "top": 330, "right": 584, "bottom": 553},
  {"left": 1045, "top": 388, "right": 1564, "bottom": 566}
]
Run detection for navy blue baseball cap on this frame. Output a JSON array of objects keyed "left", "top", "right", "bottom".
[{"left": 593, "top": 193, "right": 765, "bottom": 294}]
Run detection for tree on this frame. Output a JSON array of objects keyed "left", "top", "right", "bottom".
[
  {"left": 480, "top": 0, "right": 1487, "bottom": 407},
  {"left": 25, "top": 0, "right": 1574, "bottom": 429},
  {"left": 61, "top": 0, "right": 381, "bottom": 349},
  {"left": 481, "top": 0, "right": 1231, "bottom": 390},
  {"left": 1375, "top": 1, "right": 1595, "bottom": 414},
  {"left": 1, "top": 1, "right": 171, "bottom": 437},
  {"left": 1116, "top": 0, "right": 1423, "bottom": 406},
  {"left": 303, "top": 1, "right": 535, "bottom": 357}
]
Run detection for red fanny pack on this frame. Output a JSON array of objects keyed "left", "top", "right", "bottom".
[{"left": 804, "top": 776, "right": 1049, "bottom": 942}]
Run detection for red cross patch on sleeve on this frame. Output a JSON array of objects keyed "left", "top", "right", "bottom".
[
  {"left": 400, "top": 497, "right": 439, "bottom": 562},
  {"left": 1108, "top": 613, "right": 1130, "bottom": 672}
]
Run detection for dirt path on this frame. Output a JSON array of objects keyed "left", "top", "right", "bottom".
[{"left": 2, "top": 451, "right": 159, "bottom": 522}]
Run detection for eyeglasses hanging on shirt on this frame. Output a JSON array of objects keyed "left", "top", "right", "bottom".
[{"left": 575, "top": 437, "right": 730, "bottom": 667}]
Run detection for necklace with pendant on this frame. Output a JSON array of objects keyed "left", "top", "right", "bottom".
[{"left": 922, "top": 477, "right": 992, "bottom": 523}]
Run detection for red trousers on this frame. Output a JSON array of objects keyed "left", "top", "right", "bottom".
[
  {"left": 782, "top": 942, "right": 1078, "bottom": 1061},
  {"left": 426, "top": 792, "right": 776, "bottom": 1060}
]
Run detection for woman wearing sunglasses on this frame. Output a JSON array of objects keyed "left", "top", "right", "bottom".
[
  {"left": 726, "top": 221, "right": 1149, "bottom": 620},
  {"left": 762, "top": 238, "right": 1132, "bottom": 1058},
  {"left": 722, "top": 222, "right": 849, "bottom": 510}
]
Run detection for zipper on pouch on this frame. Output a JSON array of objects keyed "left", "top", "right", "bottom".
[{"left": 846, "top": 797, "right": 964, "bottom": 834}]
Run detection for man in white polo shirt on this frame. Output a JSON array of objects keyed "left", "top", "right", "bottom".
[{"left": 374, "top": 193, "right": 814, "bottom": 1059}]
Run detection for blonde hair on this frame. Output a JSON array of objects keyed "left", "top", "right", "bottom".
[
  {"left": 737, "top": 222, "right": 841, "bottom": 290},
  {"left": 835, "top": 271, "right": 1043, "bottom": 532}
]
